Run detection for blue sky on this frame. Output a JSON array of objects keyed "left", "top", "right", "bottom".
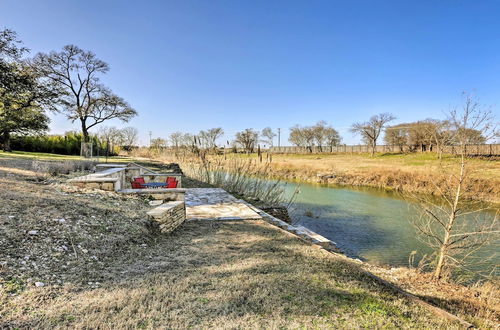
[{"left": 1, "top": 0, "right": 499, "bottom": 145}]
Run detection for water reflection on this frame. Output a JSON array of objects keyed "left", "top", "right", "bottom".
[{"left": 281, "top": 182, "right": 497, "bottom": 273}]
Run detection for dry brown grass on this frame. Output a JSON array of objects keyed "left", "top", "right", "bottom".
[
  {"left": 215, "top": 152, "right": 500, "bottom": 204},
  {"left": 0, "top": 157, "right": 460, "bottom": 329}
]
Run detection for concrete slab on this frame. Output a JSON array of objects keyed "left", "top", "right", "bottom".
[{"left": 185, "top": 188, "right": 262, "bottom": 221}]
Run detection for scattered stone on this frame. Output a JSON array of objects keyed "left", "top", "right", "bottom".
[
  {"left": 34, "top": 282, "right": 45, "bottom": 287},
  {"left": 261, "top": 206, "right": 292, "bottom": 223},
  {"left": 27, "top": 230, "right": 38, "bottom": 235}
]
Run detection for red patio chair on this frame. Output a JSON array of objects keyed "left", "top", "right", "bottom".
[
  {"left": 167, "top": 180, "right": 177, "bottom": 188},
  {"left": 166, "top": 176, "right": 176, "bottom": 183},
  {"left": 131, "top": 181, "right": 143, "bottom": 189},
  {"left": 134, "top": 177, "right": 145, "bottom": 184}
]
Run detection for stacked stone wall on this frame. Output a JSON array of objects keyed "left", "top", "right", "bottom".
[{"left": 147, "top": 201, "right": 186, "bottom": 233}]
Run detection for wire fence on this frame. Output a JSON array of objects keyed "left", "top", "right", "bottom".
[{"left": 268, "top": 144, "right": 500, "bottom": 155}]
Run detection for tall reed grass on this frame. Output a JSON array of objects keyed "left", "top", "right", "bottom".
[{"left": 182, "top": 157, "right": 292, "bottom": 206}]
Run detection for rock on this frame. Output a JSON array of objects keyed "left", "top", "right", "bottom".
[
  {"left": 8, "top": 215, "right": 15, "bottom": 219},
  {"left": 57, "top": 218, "right": 66, "bottom": 223},
  {"left": 34, "top": 282, "right": 45, "bottom": 287},
  {"left": 28, "top": 230, "right": 38, "bottom": 235}
]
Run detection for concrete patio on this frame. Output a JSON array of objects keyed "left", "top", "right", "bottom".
[{"left": 185, "top": 188, "right": 262, "bottom": 221}]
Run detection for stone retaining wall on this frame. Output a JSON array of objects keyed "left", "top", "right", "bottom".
[
  {"left": 147, "top": 201, "right": 186, "bottom": 233},
  {"left": 71, "top": 181, "right": 116, "bottom": 191},
  {"left": 260, "top": 206, "right": 292, "bottom": 223}
]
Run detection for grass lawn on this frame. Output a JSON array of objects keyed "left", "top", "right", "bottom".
[
  {"left": 0, "top": 155, "right": 456, "bottom": 329},
  {"left": 0, "top": 150, "right": 134, "bottom": 163}
]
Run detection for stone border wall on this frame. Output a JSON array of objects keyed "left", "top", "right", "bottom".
[
  {"left": 241, "top": 201, "right": 342, "bottom": 253},
  {"left": 147, "top": 201, "right": 186, "bottom": 233}
]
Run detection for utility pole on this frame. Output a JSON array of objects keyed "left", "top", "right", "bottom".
[
  {"left": 149, "top": 131, "right": 152, "bottom": 147},
  {"left": 277, "top": 128, "right": 281, "bottom": 148}
]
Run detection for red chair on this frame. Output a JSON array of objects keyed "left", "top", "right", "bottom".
[
  {"left": 131, "top": 181, "right": 143, "bottom": 189},
  {"left": 134, "top": 177, "right": 145, "bottom": 184},
  {"left": 167, "top": 180, "right": 177, "bottom": 188},
  {"left": 166, "top": 177, "right": 176, "bottom": 183}
]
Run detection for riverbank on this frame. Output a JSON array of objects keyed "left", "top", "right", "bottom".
[
  {"left": 1, "top": 152, "right": 498, "bottom": 327},
  {"left": 213, "top": 152, "right": 500, "bottom": 204},
  {"left": 0, "top": 155, "right": 456, "bottom": 328}
]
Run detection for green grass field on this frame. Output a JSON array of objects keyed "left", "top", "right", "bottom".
[{"left": 0, "top": 150, "right": 133, "bottom": 162}]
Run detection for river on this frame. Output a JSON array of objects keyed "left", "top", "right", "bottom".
[{"left": 279, "top": 181, "right": 498, "bottom": 276}]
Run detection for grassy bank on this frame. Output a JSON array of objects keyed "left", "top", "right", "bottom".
[
  {"left": 211, "top": 152, "right": 500, "bottom": 204},
  {"left": 1, "top": 152, "right": 498, "bottom": 327}
]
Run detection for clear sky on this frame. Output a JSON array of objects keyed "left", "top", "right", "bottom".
[{"left": 1, "top": 0, "right": 499, "bottom": 145}]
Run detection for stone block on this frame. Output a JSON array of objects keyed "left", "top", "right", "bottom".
[{"left": 147, "top": 201, "right": 186, "bottom": 234}]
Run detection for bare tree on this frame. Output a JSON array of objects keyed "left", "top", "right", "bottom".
[
  {"left": 121, "top": 127, "right": 138, "bottom": 149},
  {"left": 150, "top": 137, "right": 167, "bottom": 151},
  {"left": 199, "top": 127, "right": 224, "bottom": 151},
  {"left": 261, "top": 127, "right": 276, "bottom": 147},
  {"left": 289, "top": 125, "right": 315, "bottom": 152},
  {"left": 324, "top": 126, "right": 341, "bottom": 151},
  {"left": 169, "top": 132, "right": 183, "bottom": 149},
  {"left": 288, "top": 125, "right": 307, "bottom": 148},
  {"left": 384, "top": 123, "right": 409, "bottom": 153},
  {"left": 98, "top": 126, "right": 123, "bottom": 152},
  {"left": 351, "top": 113, "right": 395, "bottom": 156},
  {"left": 410, "top": 93, "right": 499, "bottom": 280},
  {"left": 235, "top": 128, "right": 259, "bottom": 153},
  {"left": 289, "top": 122, "right": 340, "bottom": 153},
  {"left": 33, "top": 45, "right": 137, "bottom": 143},
  {"left": 312, "top": 121, "right": 327, "bottom": 152},
  {"left": 423, "top": 119, "right": 453, "bottom": 160}
]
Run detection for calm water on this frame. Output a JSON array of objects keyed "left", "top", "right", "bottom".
[{"left": 280, "top": 181, "right": 498, "bottom": 273}]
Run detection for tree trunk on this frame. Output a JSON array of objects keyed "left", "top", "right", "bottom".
[
  {"left": 81, "top": 119, "right": 90, "bottom": 143},
  {"left": 2, "top": 131, "right": 12, "bottom": 152},
  {"left": 371, "top": 141, "right": 376, "bottom": 156},
  {"left": 434, "top": 152, "right": 465, "bottom": 280},
  {"left": 434, "top": 230, "right": 450, "bottom": 279}
]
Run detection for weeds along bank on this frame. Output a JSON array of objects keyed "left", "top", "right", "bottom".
[
  {"left": 140, "top": 150, "right": 499, "bottom": 204},
  {"left": 148, "top": 152, "right": 294, "bottom": 208},
  {"left": 127, "top": 147, "right": 499, "bottom": 203}
]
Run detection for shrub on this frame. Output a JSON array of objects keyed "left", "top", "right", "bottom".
[{"left": 10, "top": 132, "right": 113, "bottom": 156}]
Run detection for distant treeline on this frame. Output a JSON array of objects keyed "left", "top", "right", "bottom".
[{"left": 10, "top": 132, "right": 110, "bottom": 156}]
